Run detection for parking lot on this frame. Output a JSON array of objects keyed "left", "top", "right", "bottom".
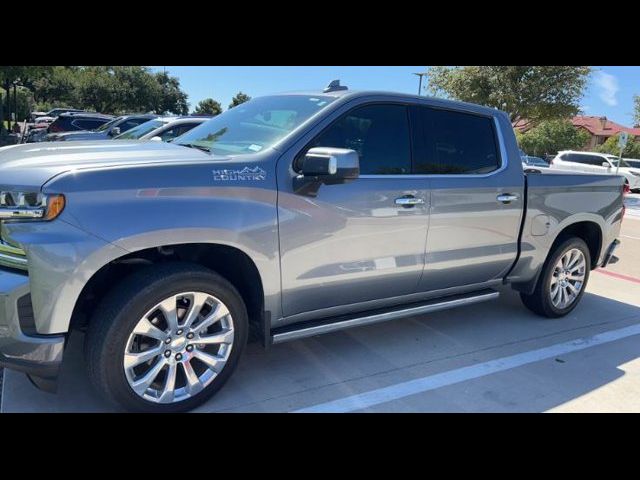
[{"left": 2, "top": 196, "right": 640, "bottom": 413}]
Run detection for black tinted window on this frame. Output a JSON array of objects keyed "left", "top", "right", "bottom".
[
  {"left": 119, "top": 118, "right": 151, "bottom": 132},
  {"left": 566, "top": 154, "right": 604, "bottom": 165},
  {"left": 72, "top": 119, "right": 105, "bottom": 130},
  {"left": 412, "top": 107, "right": 500, "bottom": 174},
  {"left": 312, "top": 104, "right": 411, "bottom": 175},
  {"left": 161, "top": 124, "right": 197, "bottom": 141}
]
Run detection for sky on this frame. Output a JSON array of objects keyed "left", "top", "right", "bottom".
[{"left": 149, "top": 66, "right": 640, "bottom": 126}]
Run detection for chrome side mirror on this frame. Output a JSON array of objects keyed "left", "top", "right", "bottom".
[{"left": 294, "top": 147, "right": 360, "bottom": 196}]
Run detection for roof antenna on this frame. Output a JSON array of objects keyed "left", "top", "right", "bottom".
[{"left": 324, "top": 80, "right": 348, "bottom": 93}]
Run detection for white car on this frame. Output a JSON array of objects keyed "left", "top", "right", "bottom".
[
  {"left": 113, "top": 116, "right": 209, "bottom": 142},
  {"left": 550, "top": 150, "right": 640, "bottom": 191}
]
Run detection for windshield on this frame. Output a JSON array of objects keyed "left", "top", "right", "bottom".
[
  {"left": 115, "top": 119, "right": 165, "bottom": 139},
  {"left": 173, "top": 95, "right": 337, "bottom": 155},
  {"left": 95, "top": 117, "right": 122, "bottom": 132}
]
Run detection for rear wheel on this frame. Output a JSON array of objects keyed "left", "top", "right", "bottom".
[
  {"left": 85, "top": 262, "right": 248, "bottom": 412},
  {"left": 520, "top": 237, "right": 591, "bottom": 318}
]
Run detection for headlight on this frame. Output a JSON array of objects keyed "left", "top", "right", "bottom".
[{"left": 0, "top": 192, "right": 65, "bottom": 221}]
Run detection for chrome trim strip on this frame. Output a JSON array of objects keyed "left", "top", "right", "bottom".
[
  {"left": 0, "top": 208, "right": 44, "bottom": 219},
  {"left": 0, "top": 251, "right": 28, "bottom": 269},
  {"left": 272, "top": 290, "right": 499, "bottom": 344}
]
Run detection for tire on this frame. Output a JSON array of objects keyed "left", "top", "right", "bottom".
[
  {"left": 85, "top": 262, "right": 248, "bottom": 413},
  {"left": 520, "top": 237, "right": 591, "bottom": 318}
]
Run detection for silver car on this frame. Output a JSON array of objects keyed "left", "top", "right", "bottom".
[{"left": 114, "top": 116, "right": 209, "bottom": 142}]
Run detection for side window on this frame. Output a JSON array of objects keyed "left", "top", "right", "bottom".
[
  {"left": 570, "top": 154, "right": 601, "bottom": 165},
  {"left": 412, "top": 106, "right": 501, "bottom": 175},
  {"left": 311, "top": 104, "right": 411, "bottom": 175},
  {"left": 161, "top": 124, "right": 196, "bottom": 141},
  {"left": 119, "top": 119, "right": 148, "bottom": 133},
  {"left": 72, "top": 119, "right": 103, "bottom": 130}
]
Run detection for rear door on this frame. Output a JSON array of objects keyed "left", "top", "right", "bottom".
[{"left": 410, "top": 105, "right": 525, "bottom": 291}]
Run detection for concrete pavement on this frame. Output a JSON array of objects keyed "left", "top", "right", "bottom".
[{"left": 3, "top": 217, "right": 640, "bottom": 413}]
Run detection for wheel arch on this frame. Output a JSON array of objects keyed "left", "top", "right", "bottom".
[
  {"left": 69, "top": 241, "right": 270, "bottom": 337},
  {"left": 511, "top": 216, "right": 603, "bottom": 295}
]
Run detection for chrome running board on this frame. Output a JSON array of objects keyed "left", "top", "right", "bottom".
[{"left": 271, "top": 289, "right": 499, "bottom": 345}]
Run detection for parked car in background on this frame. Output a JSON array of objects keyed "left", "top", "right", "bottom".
[
  {"left": 114, "top": 116, "right": 209, "bottom": 142},
  {"left": 43, "top": 112, "right": 115, "bottom": 136},
  {"left": 22, "top": 116, "right": 56, "bottom": 142},
  {"left": 521, "top": 155, "right": 549, "bottom": 168},
  {"left": 30, "top": 108, "right": 86, "bottom": 123},
  {"left": 46, "top": 114, "right": 156, "bottom": 142},
  {"left": 550, "top": 150, "right": 640, "bottom": 191},
  {"left": 23, "top": 123, "right": 51, "bottom": 143},
  {"left": 26, "top": 113, "right": 114, "bottom": 143},
  {"left": 0, "top": 86, "right": 626, "bottom": 412}
]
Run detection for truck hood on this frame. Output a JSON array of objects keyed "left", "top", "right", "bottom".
[{"left": 0, "top": 141, "right": 216, "bottom": 190}]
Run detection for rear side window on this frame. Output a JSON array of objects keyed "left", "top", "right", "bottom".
[
  {"left": 565, "top": 154, "right": 605, "bottom": 165},
  {"left": 411, "top": 106, "right": 500, "bottom": 175},
  {"left": 72, "top": 118, "right": 106, "bottom": 130},
  {"left": 311, "top": 104, "right": 411, "bottom": 175}
]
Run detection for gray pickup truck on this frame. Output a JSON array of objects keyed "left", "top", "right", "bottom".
[{"left": 0, "top": 83, "right": 625, "bottom": 412}]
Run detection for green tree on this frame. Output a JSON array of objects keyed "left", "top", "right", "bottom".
[
  {"left": 517, "top": 119, "right": 590, "bottom": 157},
  {"left": 229, "top": 91, "right": 251, "bottom": 109},
  {"left": 30, "top": 66, "right": 80, "bottom": 108},
  {"left": 596, "top": 133, "right": 640, "bottom": 158},
  {"left": 76, "top": 67, "right": 120, "bottom": 113},
  {"left": 428, "top": 66, "right": 592, "bottom": 124},
  {"left": 634, "top": 95, "right": 639, "bottom": 127},
  {"left": 151, "top": 71, "right": 189, "bottom": 115},
  {"left": 194, "top": 98, "right": 222, "bottom": 116},
  {"left": 0, "top": 66, "right": 52, "bottom": 131},
  {"left": 75, "top": 66, "right": 190, "bottom": 115}
]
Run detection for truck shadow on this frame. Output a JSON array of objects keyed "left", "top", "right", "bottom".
[{"left": 2, "top": 287, "right": 639, "bottom": 412}]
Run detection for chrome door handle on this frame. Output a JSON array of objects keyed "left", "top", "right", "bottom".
[
  {"left": 497, "top": 194, "right": 519, "bottom": 204},
  {"left": 395, "top": 196, "right": 425, "bottom": 207}
]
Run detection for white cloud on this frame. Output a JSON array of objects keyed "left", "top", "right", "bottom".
[{"left": 594, "top": 71, "right": 619, "bottom": 107}]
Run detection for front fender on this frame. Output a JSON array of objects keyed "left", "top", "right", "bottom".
[{"left": 39, "top": 161, "right": 281, "bottom": 331}]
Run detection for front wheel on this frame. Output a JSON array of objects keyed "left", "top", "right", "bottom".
[
  {"left": 85, "top": 263, "right": 248, "bottom": 412},
  {"left": 520, "top": 237, "right": 591, "bottom": 318}
]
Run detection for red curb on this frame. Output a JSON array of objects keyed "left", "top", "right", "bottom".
[{"left": 594, "top": 269, "right": 640, "bottom": 285}]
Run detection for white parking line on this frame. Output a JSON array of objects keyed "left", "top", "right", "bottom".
[{"left": 293, "top": 323, "right": 640, "bottom": 413}]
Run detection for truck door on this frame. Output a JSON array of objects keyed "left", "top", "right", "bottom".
[
  {"left": 277, "top": 103, "right": 430, "bottom": 318},
  {"left": 410, "top": 105, "right": 525, "bottom": 291}
]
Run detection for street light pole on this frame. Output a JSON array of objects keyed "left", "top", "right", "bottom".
[{"left": 413, "top": 72, "right": 428, "bottom": 96}]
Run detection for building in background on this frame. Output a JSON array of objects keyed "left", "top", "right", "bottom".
[
  {"left": 514, "top": 116, "right": 640, "bottom": 151},
  {"left": 571, "top": 116, "right": 640, "bottom": 149}
]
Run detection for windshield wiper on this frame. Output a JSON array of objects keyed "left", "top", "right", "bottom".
[{"left": 179, "top": 143, "right": 211, "bottom": 153}]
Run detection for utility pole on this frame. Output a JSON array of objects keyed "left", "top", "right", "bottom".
[
  {"left": 13, "top": 81, "right": 18, "bottom": 129},
  {"left": 413, "top": 71, "right": 428, "bottom": 96}
]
